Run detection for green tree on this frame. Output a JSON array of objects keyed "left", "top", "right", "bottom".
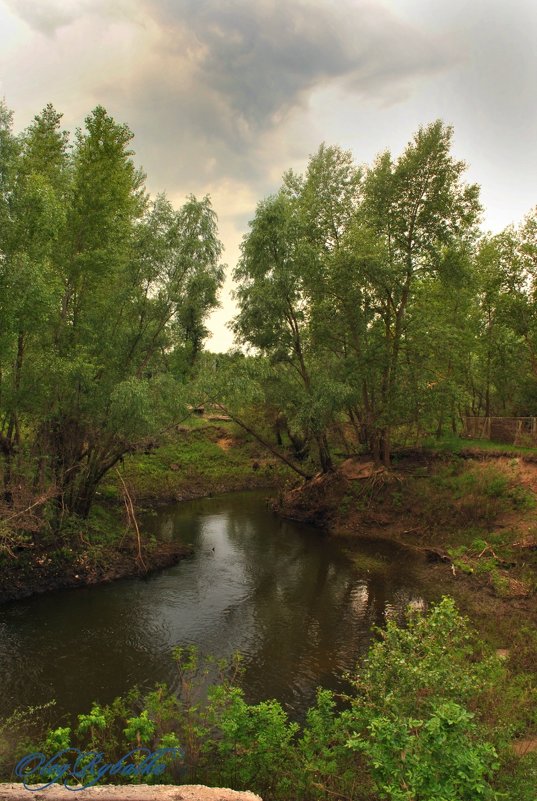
[
  {"left": 233, "top": 123, "right": 481, "bottom": 468},
  {"left": 351, "top": 121, "right": 481, "bottom": 462},
  {"left": 232, "top": 145, "right": 361, "bottom": 473},
  {"left": 469, "top": 232, "right": 527, "bottom": 417},
  {"left": 0, "top": 104, "right": 224, "bottom": 524},
  {"left": 0, "top": 103, "right": 67, "bottom": 501}
]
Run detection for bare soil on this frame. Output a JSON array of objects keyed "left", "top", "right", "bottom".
[{"left": 274, "top": 451, "right": 537, "bottom": 641}]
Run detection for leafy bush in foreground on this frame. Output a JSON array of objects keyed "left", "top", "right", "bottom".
[{"left": 5, "top": 598, "right": 536, "bottom": 800}]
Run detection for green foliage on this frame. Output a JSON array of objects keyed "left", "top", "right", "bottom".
[
  {"left": 124, "top": 711, "right": 156, "bottom": 745},
  {"left": 0, "top": 101, "right": 224, "bottom": 528},
  {"left": 206, "top": 686, "right": 299, "bottom": 794},
  {"left": 344, "top": 598, "right": 502, "bottom": 800},
  {"left": 43, "top": 726, "right": 71, "bottom": 753},
  {"left": 0, "top": 701, "right": 57, "bottom": 777},
  {"left": 347, "top": 702, "right": 498, "bottom": 801},
  {"left": 349, "top": 598, "right": 493, "bottom": 714},
  {"left": 5, "top": 598, "right": 532, "bottom": 800},
  {"left": 232, "top": 121, "right": 482, "bottom": 469}
]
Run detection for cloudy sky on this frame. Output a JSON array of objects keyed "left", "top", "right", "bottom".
[{"left": 1, "top": 0, "right": 536, "bottom": 350}]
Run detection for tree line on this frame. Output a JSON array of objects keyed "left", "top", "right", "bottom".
[
  {"left": 1, "top": 104, "right": 537, "bottom": 529},
  {"left": 228, "top": 121, "right": 537, "bottom": 471}
]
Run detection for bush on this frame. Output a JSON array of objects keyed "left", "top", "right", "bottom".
[
  {"left": 343, "top": 598, "right": 502, "bottom": 800},
  {"left": 7, "top": 599, "right": 535, "bottom": 800}
]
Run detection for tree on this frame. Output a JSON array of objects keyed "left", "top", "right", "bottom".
[
  {"left": 346, "top": 120, "right": 481, "bottom": 462},
  {"left": 0, "top": 104, "right": 224, "bottom": 523},
  {"left": 233, "top": 123, "right": 482, "bottom": 469},
  {"left": 0, "top": 103, "right": 67, "bottom": 501},
  {"left": 232, "top": 145, "right": 361, "bottom": 473}
]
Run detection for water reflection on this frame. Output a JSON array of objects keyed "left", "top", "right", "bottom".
[{"left": 0, "top": 491, "right": 426, "bottom": 721}]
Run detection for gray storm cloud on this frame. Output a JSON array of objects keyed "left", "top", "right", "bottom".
[
  {"left": 147, "top": 0, "right": 452, "bottom": 131},
  {"left": 118, "top": 0, "right": 454, "bottom": 189},
  {"left": 4, "top": 0, "right": 454, "bottom": 189}
]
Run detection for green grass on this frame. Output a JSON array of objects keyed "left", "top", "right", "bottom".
[{"left": 99, "top": 420, "right": 291, "bottom": 502}]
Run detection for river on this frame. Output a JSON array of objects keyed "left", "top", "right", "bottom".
[{"left": 0, "top": 491, "right": 427, "bottom": 722}]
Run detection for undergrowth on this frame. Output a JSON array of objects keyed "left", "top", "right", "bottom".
[
  {"left": 3, "top": 598, "right": 536, "bottom": 800},
  {"left": 99, "top": 421, "right": 288, "bottom": 502}
]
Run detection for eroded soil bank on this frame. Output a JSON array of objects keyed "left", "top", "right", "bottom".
[{"left": 274, "top": 449, "right": 537, "bottom": 644}]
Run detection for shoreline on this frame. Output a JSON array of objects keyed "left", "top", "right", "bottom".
[
  {"left": 0, "top": 537, "right": 194, "bottom": 605},
  {"left": 273, "top": 451, "right": 537, "bottom": 643},
  {"left": 0, "top": 485, "right": 279, "bottom": 606}
]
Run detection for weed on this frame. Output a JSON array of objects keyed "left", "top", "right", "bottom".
[{"left": 5, "top": 599, "right": 535, "bottom": 800}]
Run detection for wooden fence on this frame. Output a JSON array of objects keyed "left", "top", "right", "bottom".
[{"left": 462, "top": 416, "right": 537, "bottom": 446}]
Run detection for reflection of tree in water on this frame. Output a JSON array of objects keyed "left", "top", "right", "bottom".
[
  {"left": 385, "top": 591, "right": 427, "bottom": 626},
  {"left": 177, "top": 499, "right": 428, "bottom": 713},
  {"left": 218, "top": 506, "right": 424, "bottom": 712},
  {"left": 0, "top": 494, "right": 427, "bottom": 721}
]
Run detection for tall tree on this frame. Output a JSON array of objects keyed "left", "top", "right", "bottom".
[
  {"left": 351, "top": 121, "right": 481, "bottom": 462},
  {"left": 0, "top": 104, "right": 68, "bottom": 500},
  {"left": 233, "top": 145, "right": 361, "bottom": 473},
  {"left": 233, "top": 122, "right": 482, "bottom": 469},
  {"left": 0, "top": 104, "right": 224, "bottom": 522}
]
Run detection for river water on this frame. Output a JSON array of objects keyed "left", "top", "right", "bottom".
[{"left": 0, "top": 491, "right": 426, "bottom": 722}]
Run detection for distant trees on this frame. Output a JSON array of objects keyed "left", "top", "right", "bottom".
[{"left": 0, "top": 102, "right": 223, "bottom": 522}]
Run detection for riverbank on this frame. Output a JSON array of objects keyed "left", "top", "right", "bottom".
[
  {"left": 0, "top": 421, "right": 289, "bottom": 604},
  {"left": 274, "top": 449, "right": 537, "bottom": 643},
  {"left": 99, "top": 420, "right": 289, "bottom": 504},
  {"left": 0, "top": 509, "right": 193, "bottom": 604}
]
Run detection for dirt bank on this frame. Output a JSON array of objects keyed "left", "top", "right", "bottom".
[
  {"left": 274, "top": 451, "right": 537, "bottom": 638},
  {"left": 0, "top": 538, "right": 193, "bottom": 604}
]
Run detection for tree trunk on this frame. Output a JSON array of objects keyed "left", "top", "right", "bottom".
[
  {"left": 381, "top": 428, "right": 391, "bottom": 467},
  {"left": 369, "top": 428, "right": 381, "bottom": 465},
  {"left": 2, "top": 449, "right": 14, "bottom": 505},
  {"left": 315, "top": 432, "right": 333, "bottom": 473},
  {"left": 286, "top": 425, "right": 309, "bottom": 461},
  {"left": 70, "top": 478, "right": 99, "bottom": 519},
  {"left": 215, "top": 403, "right": 312, "bottom": 480}
]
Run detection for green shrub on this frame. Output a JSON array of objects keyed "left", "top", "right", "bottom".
[
  {"left": 7, "top": 598, "right": 535, "bottom": 800},
  {"left": 343, "top": 598, "right": 502, "bottom": 800}
]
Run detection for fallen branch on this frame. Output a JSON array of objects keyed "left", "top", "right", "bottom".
[
  {"left": 213, "top": 402, "right": 313, "bottom": 481},
  {"left": 0, "top": 492, "right": 53, "bottom": 525},
  {"left": 477, "top": 543, "right": 499, "bottom": 559}
]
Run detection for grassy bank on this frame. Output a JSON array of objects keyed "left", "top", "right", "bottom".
[
  {"left": 276, "top": 448, "right": 537, "bottom": 638},
  {"left": 99, "top": 418, "right": 289, "bottom": 504},
  {"left": 0, "top": 419, "right": 290, "bottom": 603}
]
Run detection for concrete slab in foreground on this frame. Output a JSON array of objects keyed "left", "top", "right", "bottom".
[{"left": 0, "top": 785, "right": 262, "bottom": 801}]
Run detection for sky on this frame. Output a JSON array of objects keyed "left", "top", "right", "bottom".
[{"left": 1, "top": 0, "right": 536, "bottom": 351}]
